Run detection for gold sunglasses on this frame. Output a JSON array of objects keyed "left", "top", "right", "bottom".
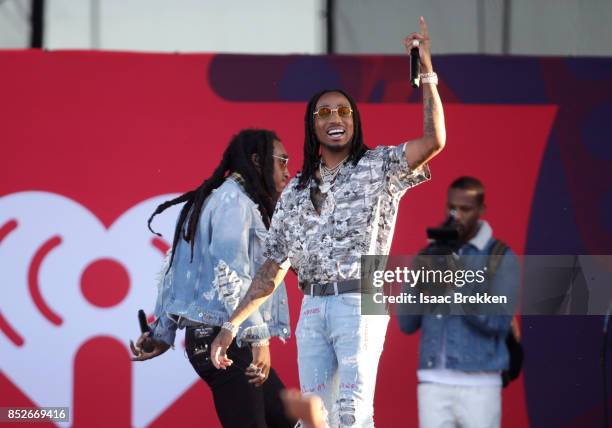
[{"left": 313, "top": 106, "right": 353, "bottom": 120}]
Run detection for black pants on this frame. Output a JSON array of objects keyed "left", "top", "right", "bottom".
[{"left": 185, "top": 326, "right": 295, "bottom": 428}]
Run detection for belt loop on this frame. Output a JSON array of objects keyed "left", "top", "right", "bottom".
[
  {"left": 333, "top": 282, "right": 339, "bottom": 295},
  {"left": 310, "top": 284, "right": 314, "bottom": 297}
]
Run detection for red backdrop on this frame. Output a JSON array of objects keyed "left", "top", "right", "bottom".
[{"left": 0, "top": 51, "right": 557, "bottom": 427}]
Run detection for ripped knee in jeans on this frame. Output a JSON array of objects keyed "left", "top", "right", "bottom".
[{"left": 335, "top": 397, "right": 356, "bottom": 427}]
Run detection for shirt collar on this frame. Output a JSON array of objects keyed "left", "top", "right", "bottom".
[
  {"left": 229, "top": 172, "right": 245, "bottom": 186},
  {"left": 227, "top": 172, "right": 247, "bottom": 193},
  {"left": 467, "top": 220, "right": 492, "bottom": 251}
]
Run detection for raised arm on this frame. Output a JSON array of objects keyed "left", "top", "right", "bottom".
[{"left": 403, "top": 16, "right": 446, "bottom": 171}]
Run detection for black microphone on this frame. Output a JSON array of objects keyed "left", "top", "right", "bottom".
[
  {"left": 410, "top": 40, "right": 420, "bottom": 88},
  {"left": 138, "top": 309, "right": 155, "bottom": 353}
]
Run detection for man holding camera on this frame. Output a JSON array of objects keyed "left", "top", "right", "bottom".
[{"left": 398, "top": 176, "right": 520, "bottom": 428}]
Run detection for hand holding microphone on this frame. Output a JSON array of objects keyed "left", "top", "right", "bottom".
[
  {"left": 130, "top": 309, "right": 170, "bottom": 361},
  {"left": 403, "top": 16, "right": 435, "bottom": 87},
  {"left": 137, "top": 309, "right": 155, "bottom": 353},
  {"left": 410, "top": 40, "right": 420, "bottom": 88}
]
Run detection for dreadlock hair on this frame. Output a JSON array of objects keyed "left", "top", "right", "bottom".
[
  {"left": 148, "top": 129, "right": 280, "bottom": 268},
  {"left": 449, "top": 176, "right": 486, "bottom": 206},
  {"left": 297, "top": 88, "right": 369, "bottom": 190}
]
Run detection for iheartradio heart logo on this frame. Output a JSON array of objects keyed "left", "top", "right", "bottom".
[{"left": 0, "top": 191, "right": 201, "bottom": 427}]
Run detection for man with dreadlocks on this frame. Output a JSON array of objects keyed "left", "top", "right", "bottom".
[
  {"left": 130, "top": 129, "right": 295, "bottom": 428},
  {"left": 212, "top": 17, "right": 446, "bottom": 427}
]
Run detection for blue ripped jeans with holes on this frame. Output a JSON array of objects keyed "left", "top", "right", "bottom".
[{"left": 295, "top": 293, "right": 389, "bottom": 427}]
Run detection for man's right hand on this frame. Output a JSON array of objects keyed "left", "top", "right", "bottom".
[{"left": 130, "top": 332, "right": 170, "bottom": 361}]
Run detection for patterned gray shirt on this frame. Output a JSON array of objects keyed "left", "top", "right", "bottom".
[{"left": 264, "top": 143, "right": 430, "bottom": 286}]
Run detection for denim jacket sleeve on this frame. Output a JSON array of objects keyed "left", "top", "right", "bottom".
[
  {"left": 150, "top": 249, "right": 178, "bottom": 346},
  {"left": 397, "top": 282, "right": 423, "bottom": 334},
  {"left": 464, "top": 248, "right": 520, "bottom": 335},
  {"left": 208, "top": 192, "right": 271, "bottom": 345},
  {"left": 398, "top": 314, "right": 422, "bottom": 334},
  {"left": 150, "top": 311, "right": 178, "bottom": 346}
]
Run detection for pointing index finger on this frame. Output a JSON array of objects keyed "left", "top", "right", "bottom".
[{"left": 419, "top": 16, "right": 429, "bottom": 37}]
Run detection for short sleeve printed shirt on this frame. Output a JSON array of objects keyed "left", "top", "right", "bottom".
[{"left": 264, "top": 143, "right": 431, "bottom": 286}]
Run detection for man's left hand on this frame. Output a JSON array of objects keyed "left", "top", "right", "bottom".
[
  {"left": 211, "top": 328, "right": 234, "bottom": 369},
  {"left": 403, "top": 16, "right": 433, "bottom": 74}
]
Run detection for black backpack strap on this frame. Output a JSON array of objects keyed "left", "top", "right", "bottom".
[
  {"left": 486, "top": 238, "right": 509, "bottom": 279},
  {"left": 486, "top": 238, "right": 524, "bottom": 387}
]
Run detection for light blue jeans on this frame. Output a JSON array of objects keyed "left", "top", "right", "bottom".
[{"left": 295, "top": 293, "right": 390, "bottom": 427}]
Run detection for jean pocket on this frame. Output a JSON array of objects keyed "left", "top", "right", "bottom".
[
  {"left": 340, "top": 293, "right": 362, "bottom": 307},
  {"left": 185, "top": 329, "right": 216, "bottom": 372},
  {"left": 187, "top": 343, "right": 215, "bottom": 375}
]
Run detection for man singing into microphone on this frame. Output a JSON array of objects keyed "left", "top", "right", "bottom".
[{"left": 211, "top": 17, "right": 446, "bottom": 427}]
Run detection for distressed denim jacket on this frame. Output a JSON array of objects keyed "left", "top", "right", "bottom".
[
  {"left": 398, "top": 221, "right": 520, "bottom": 372},
  {"left": 150, "top": 176, "right": 290, "bottom": 347}
]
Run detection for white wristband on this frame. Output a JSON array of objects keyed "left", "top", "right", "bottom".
[
  {"left": 420, "top": 72, "right": 438, "bottom": 85},
  {"left": 251, "top": 340, "right": 270, "bottom": 348},
  {"left": 221, "top": 321, "right": 239, "bottom": 337}
]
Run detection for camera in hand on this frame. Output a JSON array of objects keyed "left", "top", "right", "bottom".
[
  {"left": 423, "top": 210, "right": 460, "bottom": 256},
  {"left": 413, "top": 211, "right": 462, "bottom": 304}
]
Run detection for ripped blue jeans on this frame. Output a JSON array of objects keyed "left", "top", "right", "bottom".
[{"left": 295, "top": 293, "right": 390, "bottom": 427}]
